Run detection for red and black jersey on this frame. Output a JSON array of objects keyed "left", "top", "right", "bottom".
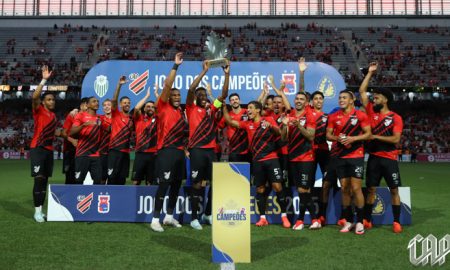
[
  {"left": 156, "top": 99, "right": 186, "bottom": 150},
  {"left": 239, "top": 117, "right": 278, "bottom": 162},
  {"left": 311, "top": 110, "right": 329, "bottom": 151},
  {"left": 366, "top": 102, "right": 403, "bottom": 160},
  {"left": 134, "top": 113, "right": 157, "bottom": 153},
  {"left": 99, "top": 115, "right": 111, "bottom": 155},
  {"left": 109, "top": 108, "right": 133, "bottom": 153},
  {"left": 286, "top": 110, "right": 316, "bottom": 162},
  {"left": 72, "top": 112, "right": 101, "bottom": 157},
  {"left": 328, "top": 108, "right": 370, "bottom": 159},
  {"left": 222, "top": 108, "right": 249, "bottom": 155},
  {"left": 31, "top": 104, "right": 57, "bottom": 151},
  {"left": 266, "top": 110, "right": 289, "bottom": 155},
  {"left": 62, "top": 113, "right": 76, "bottom": 153},
  {"left": 186, "top": 104, "right": 218, "bottom": 149}
]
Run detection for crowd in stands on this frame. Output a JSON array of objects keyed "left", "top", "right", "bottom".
[{"left": 1, "top": 23, "right": 449, "bottom": 88}]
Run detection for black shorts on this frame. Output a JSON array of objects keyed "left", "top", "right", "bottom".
[
  {"left": 107, "top": 149, "right": 130, "bottom": 184},
  {"left": 100, "top": 154, "right": 109, "bottom": 181},
  {"left": 75, "top": 156, "right": 101, "bottom": 184},
  {"left": 30, "top": 147, "right": 53, "bottom": 177},
  {"left": 323, "top": 157, "right": 339, "bottom": 186},
  {"left": 279, "top": 154, "right": 289, "bottom": 184},
  {"left": 228, "top": 152, "right": 250, "bottom": 162},
  {"left": 253, "top": 158, "right": 282, "bottom": 187},
  {"left": 289, "top": 161, "right": 316, "bottom": 189},
  {"left": 314, "top": 149, "right": 330, "bottom": 175},
  {"left": 62, "top": 151, "right": 75, "bottom": 174},
  {"left": 366, "top": 155, "right": 401, "bottom": 188},
  {"left": 132, "top": 152, "right": 157, "bottom": 184},
  {"left": 156, "top": 148, "right": 185, "bottom": 184},
  {"left": 189, "top": 148, "right": 215, "bottom": 184},
  {"left": 336, "top": 157, "right": 364, "bottom": 179}
]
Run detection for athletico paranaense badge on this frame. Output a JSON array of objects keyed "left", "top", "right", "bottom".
[{"left": 129, "top": 70, "right": 149, "bottom": 95}]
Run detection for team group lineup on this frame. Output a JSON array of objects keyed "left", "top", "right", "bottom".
[{"left": 30, "top": 52, "right": 404, "bottom": 235}]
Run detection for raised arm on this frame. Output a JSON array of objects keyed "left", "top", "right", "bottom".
[
  {"left": 269, "top": 75, "right": 291, "bottom": 111},
  {"left": 359, "top": 62, "right": 378, "bottom": 108},
  {"left": 32, "top": 65, "right": 52, "bottom": 110},
  {"left": 205, "top": 82, "right": 214, "bottom": 101},
  {"left": 111, "top": 75, "right": 127, "bottom": 110},
  {"left": 160, "top": 52, "right": 183, "bottom": 103},
  {"left": 217, "top": 60, "right": 230, "bottom": 102},
  {"left": 134, "top": 87, "right": 151, "bottom": 117},
  {"left": 223, "top": 103, "right": 240, "bottom": 128},
  {"left": 258, "top": 82, "right": 269, "bottom": 105},
  {"left": 187, "top": 60, "right": 210, "bottom": 106},
  {"left": 298, "top": 57, "right": 307, "bottom": 93},
  {"left": 154, "top": 82, "right": 160, "bottom": 104}
]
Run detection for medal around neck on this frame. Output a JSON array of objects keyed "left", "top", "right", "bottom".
[{"left": 204, "top": 31, "right": 228, "bottom": 68}]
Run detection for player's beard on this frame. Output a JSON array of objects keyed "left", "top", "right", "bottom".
[{"left": 373, "top": 104, "right": 383, "bottom": 113}]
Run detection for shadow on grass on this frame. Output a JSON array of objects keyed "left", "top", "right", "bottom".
[
  {"left": 252, "top": 236, "right": 309, "bottom": 262},
  {"left": 0, "top": 199, "right": 32, "bottom": 219},
  {"left": 152, "top": 234, "right": 211, "bottom": 262}
]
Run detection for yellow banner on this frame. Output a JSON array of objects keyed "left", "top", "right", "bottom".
[{"left": 212, "top": 162, "right": 251, "bottom": 263}]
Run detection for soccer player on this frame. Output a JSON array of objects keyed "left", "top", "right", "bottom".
[
  {"left": 30, "top": 65, "right": 59, "bottom": 222},
  {"left": 265, "top": 78, "right": 292, "bottom": 186},
  {"left": 60, "top": 98, "right": 88, "bottom": 184},
  {"left": 70, "top": 97, "right": 103, "bottom": 184},
  {"left": 298, "top": 58, "right": 334, "bottom": 225},
  {"left": 223, "top": 101, "right": 290, "bottom": 228},
  {"left": 150, "top": 53, "right": 185, "bottom": 232},
  {"left": 221, "top": 93, "right": 249, "bottom": 162},
  {"left": 107, "top": 76, "right": 133, "bottom": 185},
  {"left": 326, "top": 90, "right": 371, "bottom": 234},
  {"left": 99, "top": 99, "right": 112, "bottom": 184},
  {"left": 280, "top": 92, "right": 320, "bottom": 230},
  {"left": 359, "top": 62, "right": 404, "bottom": 233},
  {"left": 131, "top": 88, "right": 157, "bottom": 186},
  {"left": 186, "top": 60, "right": 229, "bottom": 230}
]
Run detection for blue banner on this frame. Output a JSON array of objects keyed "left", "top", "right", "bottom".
[
  {"left": 82, "top": 61, "right": 344, "bottom": 114},
  {"left": 48, "top": 185, "right": 411, "bottom": 225}
]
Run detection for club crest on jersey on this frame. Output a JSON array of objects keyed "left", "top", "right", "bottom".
[
  {"left": 98, "top": 193, "right": 110, "bottom": 214},
  {"left": 384, "top": 117, "right": 393, "bottom": 126},
  {"left": 350, "top": 117, "right": 358, "bottom": 126},
  {"left": 94, "top": 75, "right": 109, "bottom": 98},
  {"left": 281, "top": 72, "right": 297, "bottom": 95},
  {"left": 316, "top": 76, "right": 335, "bottom": 98},
  {"left": 299, "top": 118, "right": 306, "bottom": 127},
  {"left": 322, "top": 116, "right": 327, "bottom": 122},
  {"left": 77, "top": 192, "right": 93, "bottom": 214},
  {"left": 128, "top": 70, "right": 149, "bottom": 95},
  {"left": 241, "top": 114, "right": 248, "bottom": 121}
]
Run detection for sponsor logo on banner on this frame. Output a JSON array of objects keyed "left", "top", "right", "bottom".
[
  {"left": 94, "top": 75, "right": 109, "bottom": 98},
  {"left": 317, "top": 76, "right": 336, "bottom": 98},
  {"left": 281, "top": 72, "right": 296, "bottom": 95},
  {"left": 129, "top": 70, "right": 149, "bottom": 95},
  {"left": 216, "top": 200, "right": 247, "bottom": 227},
  {"left": 98, "top": 193, "right": 110, "bottom": 213},
  {"left": 408, "top": 234, "right": 450, "bottom": 266},
  {"left": 372, "top": 193, "right": 385, "bottom": 215},
  {"left": 77, "top": 192, "right": 93, "bottom": 214}
]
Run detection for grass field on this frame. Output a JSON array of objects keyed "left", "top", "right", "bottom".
[{"left": 1, "top": 160, "right": 449, "bottom": 270}]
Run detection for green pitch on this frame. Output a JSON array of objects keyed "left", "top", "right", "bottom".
[{"left": 0, "top": 160, "right": 449, "bottom": 269}]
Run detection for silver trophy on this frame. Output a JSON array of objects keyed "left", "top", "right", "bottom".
[{"left": 204, "top": 31, "right": 228, "bottom": 68}]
